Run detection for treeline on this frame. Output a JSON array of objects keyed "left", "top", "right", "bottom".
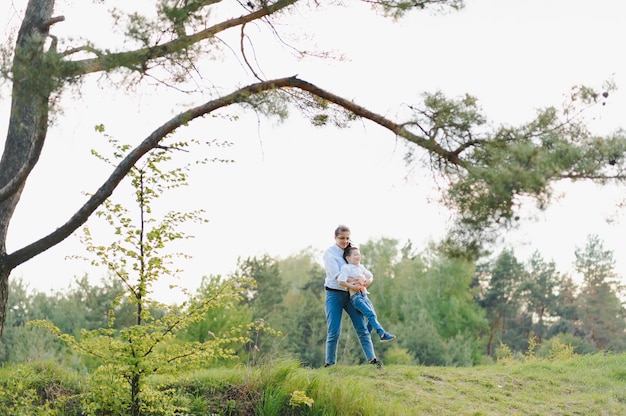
[{"left": 2, "top": 234, "right": 625, "bottom": 368}]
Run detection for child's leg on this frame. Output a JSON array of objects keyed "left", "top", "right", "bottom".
[{"left": 349, "top": 293, "right": 385, "bottom": 336}]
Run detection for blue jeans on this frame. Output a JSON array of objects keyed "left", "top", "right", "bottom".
[
  {"left": 324, "top": 289, "right": 375, "bottom": 365},
  {"left": 350, "top": 293, "right": 384, "bottom": 336}
]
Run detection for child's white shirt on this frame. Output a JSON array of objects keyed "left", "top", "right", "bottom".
[{"left": 338, "top": 264, "right": 373, "bottom": 293}]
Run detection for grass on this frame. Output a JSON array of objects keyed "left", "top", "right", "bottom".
[
  {"left": 165, "top": 354, "right": 626, "bottom": 415},
  {"left": 2, "top": 354, "right": 626, "bottom": 415}
]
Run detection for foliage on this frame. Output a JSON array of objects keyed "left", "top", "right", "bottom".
[
  {"left": 0, "top": 275, "right": 132, "bottom": 365},
  {"left": 382, "top": 344, "right": 416, "bottom": 365},
  {"left": 10, "top": 232, "right": 626, "bottom": 373},
  {"left": 0, "top": 360, "right": 82, "bottom": 415},
  {"left": 270, "top": 253, "right": 327, "bottom": 367},
  {"left": 177, "top": 274, "right": 256, "bottom": 365},
  {"left": 574, "top": 235, "right": 626, "bottom": 351},
  {"left": 433, "top": 84, "right": 626, "bottom": 258},
  {"left": 476, "top": 236, "right": 626, "bottom": 359},
  {"left": 289, "top": 390, "right": 314, "bottom": 409},
  {"left": 235, "top": 255, "right": 285, "bottom": 322},
  {"left": 5, "top": 354, "right": 626, "bottom": 415},
  {"left": 477, "top": 248, "right": 529, "bottom": 355},
  {"left": 29, "top": 138, "right": 271, "bottom": 416},
  {"left": 379, "top": 243, "right": 487, "bottom": 366},
  {"left": 519, "top": 251, "right": 561, "bottom": 342},
  {"left": 7, "top": 232, "right": 626, "bottom": 372},
  {"left": 544, "top": 336, "right": 577, "bottom": 361}
]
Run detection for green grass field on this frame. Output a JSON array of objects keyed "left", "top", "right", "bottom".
[
  {"left": 2, "top": 353, "right": 626, "bottom": 415},
  {"left": 145, "top": 353, "right": 626, "bottom": 415}
]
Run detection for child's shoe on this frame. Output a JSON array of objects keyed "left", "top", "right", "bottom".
[{"left": 380, "top": 332, "right": 396, "bottom": 342}]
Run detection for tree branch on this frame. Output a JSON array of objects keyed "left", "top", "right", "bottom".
[
  {"left": 60, "top": 0, "right": 297, "bottom": 77},
  {"left": 5, "top": 76, "right": 456, "bottom": 268},
  {"left": 286, "top": 78, "right": 462, "bottom": 165},
  {"left": 38, "top": 15, "right": 65, "bottom": 31}
]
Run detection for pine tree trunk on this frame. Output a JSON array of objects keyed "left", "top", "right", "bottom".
[{"left": 0, "top": 0, "right": 55, "bottom": 337}]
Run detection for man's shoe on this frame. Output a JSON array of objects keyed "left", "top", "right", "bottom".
[
  {"left": 380, "top": 332, "right": 396, "bottom": 342},
  {"left": 324, "top": 363, "right": 334, "bottom": 368},
  {"left": 369, "top": 358, "right": 383, "bottom": 369}
]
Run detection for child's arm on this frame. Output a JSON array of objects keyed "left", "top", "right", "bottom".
[
  {"left": 349, "top": 276, "right": 368, "bottom": 294},
  {"left": 338, "top": 278, "right": 362, "bottom": 294},
  {"left": 337, "top": 268, "right": 361, "bottom": 294}
]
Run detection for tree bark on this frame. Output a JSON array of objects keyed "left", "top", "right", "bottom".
[{"left": 0, "top": 0, "right": 55, "bottom": 337}]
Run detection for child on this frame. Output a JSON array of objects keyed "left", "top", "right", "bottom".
[{"left": 337, "top": 246, "right": 396, "bottom": 342}]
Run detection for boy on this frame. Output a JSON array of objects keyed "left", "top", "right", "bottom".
[{"left": 337, "top": 246, "right": 396, "bottom": 342}]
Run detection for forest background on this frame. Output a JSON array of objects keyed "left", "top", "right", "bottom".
[{"left": 3, "top": 231, "right": 625, "bottom": 368}]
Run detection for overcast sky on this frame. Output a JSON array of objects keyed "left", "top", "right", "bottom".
[{"left": 2, "top": 0, "right": 626, "bottom": 302}]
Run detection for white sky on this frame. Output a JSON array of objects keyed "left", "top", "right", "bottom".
[{"left": 2, "top": 0, "right": 626, "bottom": 302}]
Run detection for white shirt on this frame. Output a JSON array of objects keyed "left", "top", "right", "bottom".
[
  {"left": 323, "top": 244, "right": 348, "bottom": 291},
  {"left": 337, "top": 263, "right": 373, "bottom": 283}
]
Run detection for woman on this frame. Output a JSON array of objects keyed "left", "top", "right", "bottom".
[{"left": 323, "top": 224, "right": 382, "bottom": 368}]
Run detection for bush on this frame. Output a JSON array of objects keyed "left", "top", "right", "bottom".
[
  {"left": 0, "top": 360, "right": 82, "bottom": 415},
  {"left": 384, "top": 345, "right": 416, "bottom": 365},
  {"left": 538, "top": 334, "right": 590, "bottom": 359}
]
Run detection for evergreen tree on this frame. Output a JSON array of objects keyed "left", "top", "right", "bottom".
[
  {"left": 360, "top": 238, "right": 399, "bottom": 319},
  {"left": 234, "top": 255, "right": 284, "bottom": 322},
  {"left": 520, "top": 251, "right": 561, "bottom": 343},
  {"left": 479, "top": 248, "right": 527, "bottom": 356},
  {"left": 549, "top": 274, "right": 582, "bottom": 339},
  {"left": 574, "top": 235, "right": 626, "bottom": 351},
  {"left": 278, "top": 256, "right": 327, "bottom": 367}
]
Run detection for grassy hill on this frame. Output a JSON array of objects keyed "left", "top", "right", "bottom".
[{"left": 2, "top": 353, "right": 625, "bottom": 415}]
